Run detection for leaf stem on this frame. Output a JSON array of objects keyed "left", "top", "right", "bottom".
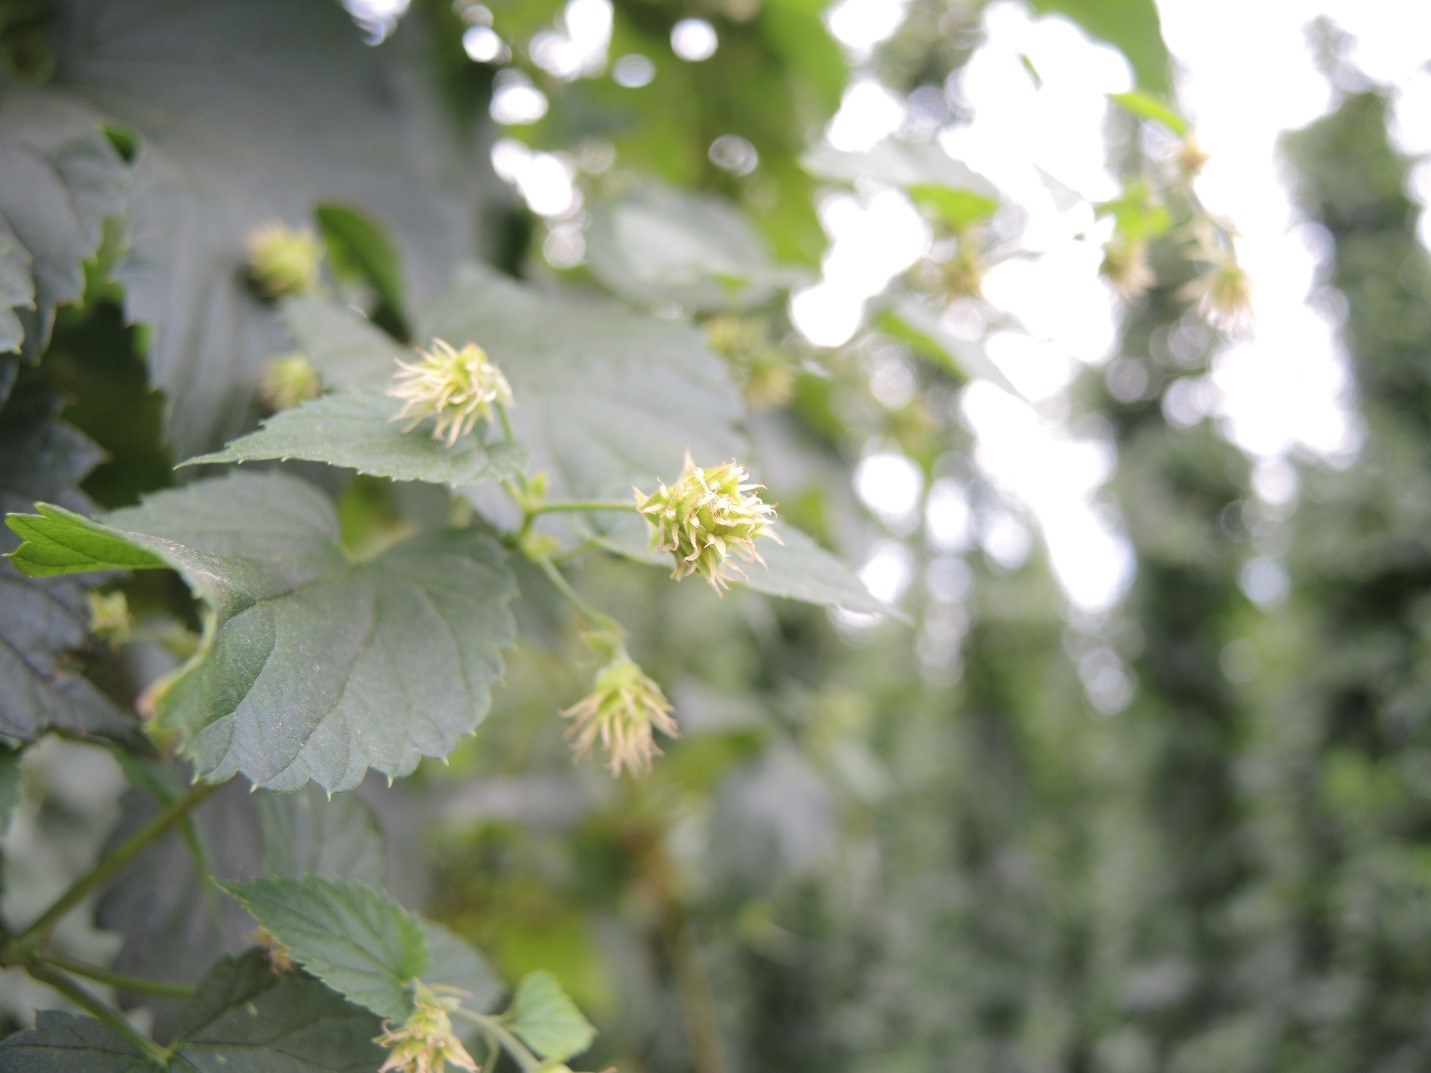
[
  {"left": 35, "top": 950, "right": 195, "bottom": 999},
  {"left": 527, "top": 499, "right": 633, "bottom": 516},
  {"left": 25, "top": 961, "right": 168, "bottom": 1065},
  {"left": 8, "top": 780, "right": 221, "bottom": 953},
  {"left": 451, "top": 1008, "right": 542, "bottom": 1073},
  {"left": 531, "top": 555, "right": 610, "bottom": 631}
]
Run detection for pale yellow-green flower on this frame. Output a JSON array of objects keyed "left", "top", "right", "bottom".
[
  {"left": 563, "top": 654, "right": 678, "bottom": 777},
  {"left": 245, "top": 221, "right": 322, "bottom": 298},
  {"left": 257, "top": 352, "right": 322, "bottom": 411},
  {"left": 249, "top": 926, "right": 296, "bottom": 975},
  {"left": 1183, "top": 259, "right": 1253, "bottom": 332},
  {"left": 1099, "top": 237, "right": 1155, "bottom": 300},
  {"left": 375, "top": 982, "right": 479, "bottom": 1073},
  {"left": 387, "top": 339, "right": 514, "bottom": 447},
  {"left": 635, "top": 455, "right": 780, "bottom": 594}
]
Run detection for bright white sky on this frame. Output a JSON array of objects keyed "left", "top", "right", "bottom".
[{"left": 812, "top": 0, "right": 1430, "bottom": 618}]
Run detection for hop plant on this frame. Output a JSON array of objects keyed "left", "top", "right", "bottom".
[
  {"left": 388, "top": 339, "right": 514, "bottom": 447},
  {"left": 245, "top": 220, "right": 323, "bottom": 298},
  {"left": 87, "top": 590, "right": 132, "bottom": 645},
  {"left": 563, "top": 645, "right": 678, "bottom": 777},
  {"left": 1183, "top": 258, "right": 1253, "bottom": 332},
  {"left": 375, "top": 983, "right": 479, "bottom": 1073},
  {"left": 635, "top": 455, "right": 780, "bottom": 593},
  {"left": 1099, "top": 237, "right": 1155, "bottom": 300},
  {"left": 257, "top": 352, "right": 322, "bottom": 411}
]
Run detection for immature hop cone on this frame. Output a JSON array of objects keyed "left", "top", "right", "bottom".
[
  {"left": 1183, "top": 259, "right": 1253, "bottom": 332},
  {"left": 244, "top": 221, "right": 322, "bottom": 298},
  {"left": 257, "top": 352, "right": 322, "bottom": 411},
  {"left": 563, "top": 652, "right": 679, "bottom": 777},
  {"left": 375, "top": 982, "right": 479, "bottom": 1073},
  {"left": 635, "top": 455, "right": 780, "bottom": 593},
  {"left": 388, "top": 338, "right": 514, "bottom": 446}
]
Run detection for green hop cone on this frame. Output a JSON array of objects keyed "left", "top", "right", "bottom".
[
  {"left": 245, "top": 220, "right": 323, "bottom": 298},
  {"left": 635, "top": 454, "right": 780, "bottom": 593},
  {"left": 257, "top": 352, "right": 323, "bottom": 411},
  {"left": 388, "top": 338, "right": 514, "bottom": 447},
  {"left": 375, "top": 982, "right": 479, "bottom": 1073},
  {"left": 563, "top": 651, "right": 678, "bottom": 777}
]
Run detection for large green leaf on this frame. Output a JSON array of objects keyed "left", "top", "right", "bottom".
[
  {"left": 0, "top": 387, "right": 135, "bottom": 743},
  {"left": 46, "top": 0, "right": 486, "bottom": 454},
  {"left": 0, "top": 953, "right": 385, "bottom": 1071},
  {"left": 585, "top": 183, "right": 794, "bottom": 313},
  {"left": 421, "top": 265, "right": 745, "bottom": 512},
  {"left": 281, "top": 296, "right": 411, "bottom": 389},
  {"left": 220, "top": 876, "right": 429, "bottom": 1022},
  {"left": 7, "top": 472, "right": 518, "bottom": 791},
  {"left": 185, "top": 386, "right": 527, "bottom": 488},
  {"left": 172, "top": 952, "right": 385, "bottom": 1072},
  {"left": 0, "top": 89, "right": 126, "bottom": 358},
  {"left": 0, "top": 1011, "right": 153, "bottom": 1072},
  {"left": 506, "top": 971, "right": 596, "bottom": 1063}
]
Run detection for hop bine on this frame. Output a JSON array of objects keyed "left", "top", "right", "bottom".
[{"left": 388, "top": 339, "right": 514, "bottom": 447}]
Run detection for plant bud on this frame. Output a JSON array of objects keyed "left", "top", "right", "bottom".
[{"left": 245, "top": 221, "right": 323, "bottom": 298}]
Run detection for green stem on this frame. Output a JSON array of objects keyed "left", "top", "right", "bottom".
[
  {"left": 36, "top": 950, "right": 194, "bottom": 999},
  {"left": 531, "top": 555, "right": 609, "bottom": 630},
  {"left": 451, "top": 1009, "right": 541, "bottom": 1073},
  {"left": 527, "top": 499, "right": 633, "bottom": 516},
  {"left": 8, "top": 781, "right": 221, "bottom": 953},
  {"left": 26, "top": 961, "right": 167, "bottom": 1065}
]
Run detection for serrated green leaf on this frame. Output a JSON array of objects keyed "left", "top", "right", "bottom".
[
  {"left": 260, "top": 785, "right": 387, "bottom": 886},
  {"left": 420, "top": 265, "right": 745, "bottom": 515},
  {"left": 804, "top": 140, "right": 998, "bottom": 197},
  {"left": 506, "top": 971, "right": 597, "bottom": 1063},
  {"left": 1109, "top": 90, "right": 1189, "bottom": 135},
  {"left": 422, "top": 920, "right": 504, "bottom": 1015},
  {"left": 0, "top": 89, "right": 127, "bottom": 358},
  {"left": 0, "top": 387, "right": 136, "bottom": 743},
  {"left": 47, "top": 0, "right": 485, "bottom": 454},
  {"left": 172, "top": 950, "right": 385, "bottom": 1072},
  {"left": 221, "top": 876, "right": 429, "bottom": 1021},
  {"left": 596, "top": 514, "right": 892, "bottom": 616},
  {"left": 183, "top": 386, "right": 527, "bottom": 488},
  {"left": 7, "top": 472, "right": 517, "bottom": 790},
  {"left": 0, "top": 1011, "right": 153, "bottom": 1072},
  {"left": 877, "top": 297, "right": 1023, "bottom": 399},
  {"left": 586, "top": 183, "right": 792, "bottom": 312},
  {"left": 6, "top": 505, "right": 167, "bottom": 577}
]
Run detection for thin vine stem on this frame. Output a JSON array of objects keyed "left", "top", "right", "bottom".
[
  {"left": 26, "top": 961, "right": 167, "bottom": 1064},
  {"left": 526, "top": 499, "right": 633, "bottom": 517},
  {"left": 8, "top": 781, "right": 221, "bottom": 954},
  {"left": 35, "top": 950, "right": 195, "bottom": 1000},
  {"left": 531, "top": 555, "right": 611, "bottom": 631},
  {"left": 451, "top": 1008, "right": 541, "bottom": 1073}
]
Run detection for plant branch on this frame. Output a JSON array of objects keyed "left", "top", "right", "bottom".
[
  {"left": 531, "top": 555, "right": 612, "bottom": 631},
  {"left": 26, "top": 961, "right": 167, "bottom": 1065},
  {"left": 8, "top": 781, "right": 221, "bottom": 953},
  {"left": 527, "top": 499, "right": 633, "bottom": 516},
  {"left": 35, "top": 950, "right": 194, "bottom": 1000},
  {"left": 451, "top": 1008, "right": 541, "bottom": 1073}
]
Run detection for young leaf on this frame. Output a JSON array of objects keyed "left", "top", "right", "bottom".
[
  {"left": 421, "top": 265, "right": 745, "bottom": 515},
  {"left": 1109, "top": 90, "right": 1190, "bottom": 135},
  {"left": 506, "top": 971, "right": 597, "bottom": 1063},
  {"left": 221, "top": 876, "right": 429, "bottom": 1022},
  {"left": 184, "top": 386, "right": 528, "bottom": 489},
  {"left": 0, "top": 1011, "right": 153, "bottom": 1072},
  {"left": 171, "top": 950, "right": 385, "bottom": 1072},
  {"left": 8, "top": 472, "right": 518, "bottom": 791}
]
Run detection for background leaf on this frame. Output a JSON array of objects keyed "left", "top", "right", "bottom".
[
  {"left": 9, "top": 472, "right": 518, "bottom": 791},
  {"left": 506, "top": 970, "right": 597, "bottom": 1063},
  {"left": 421, "top": 920, "right": 504, "bottom": 1015},
  {"left": 1028, "top": 0, "right": 1172, "bottom": 94},
  {"left": 0, "top": 1011, "right": 152, "bottom": 1072},
  {"left": 421, "top": 265, "right": 745, "bottom": 513},
  {"left": 221, "top": 876, "right": 429, "bottom": 1022},
  {"left": 259, "top": 785, "right": 388, "bottom": 887}
]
